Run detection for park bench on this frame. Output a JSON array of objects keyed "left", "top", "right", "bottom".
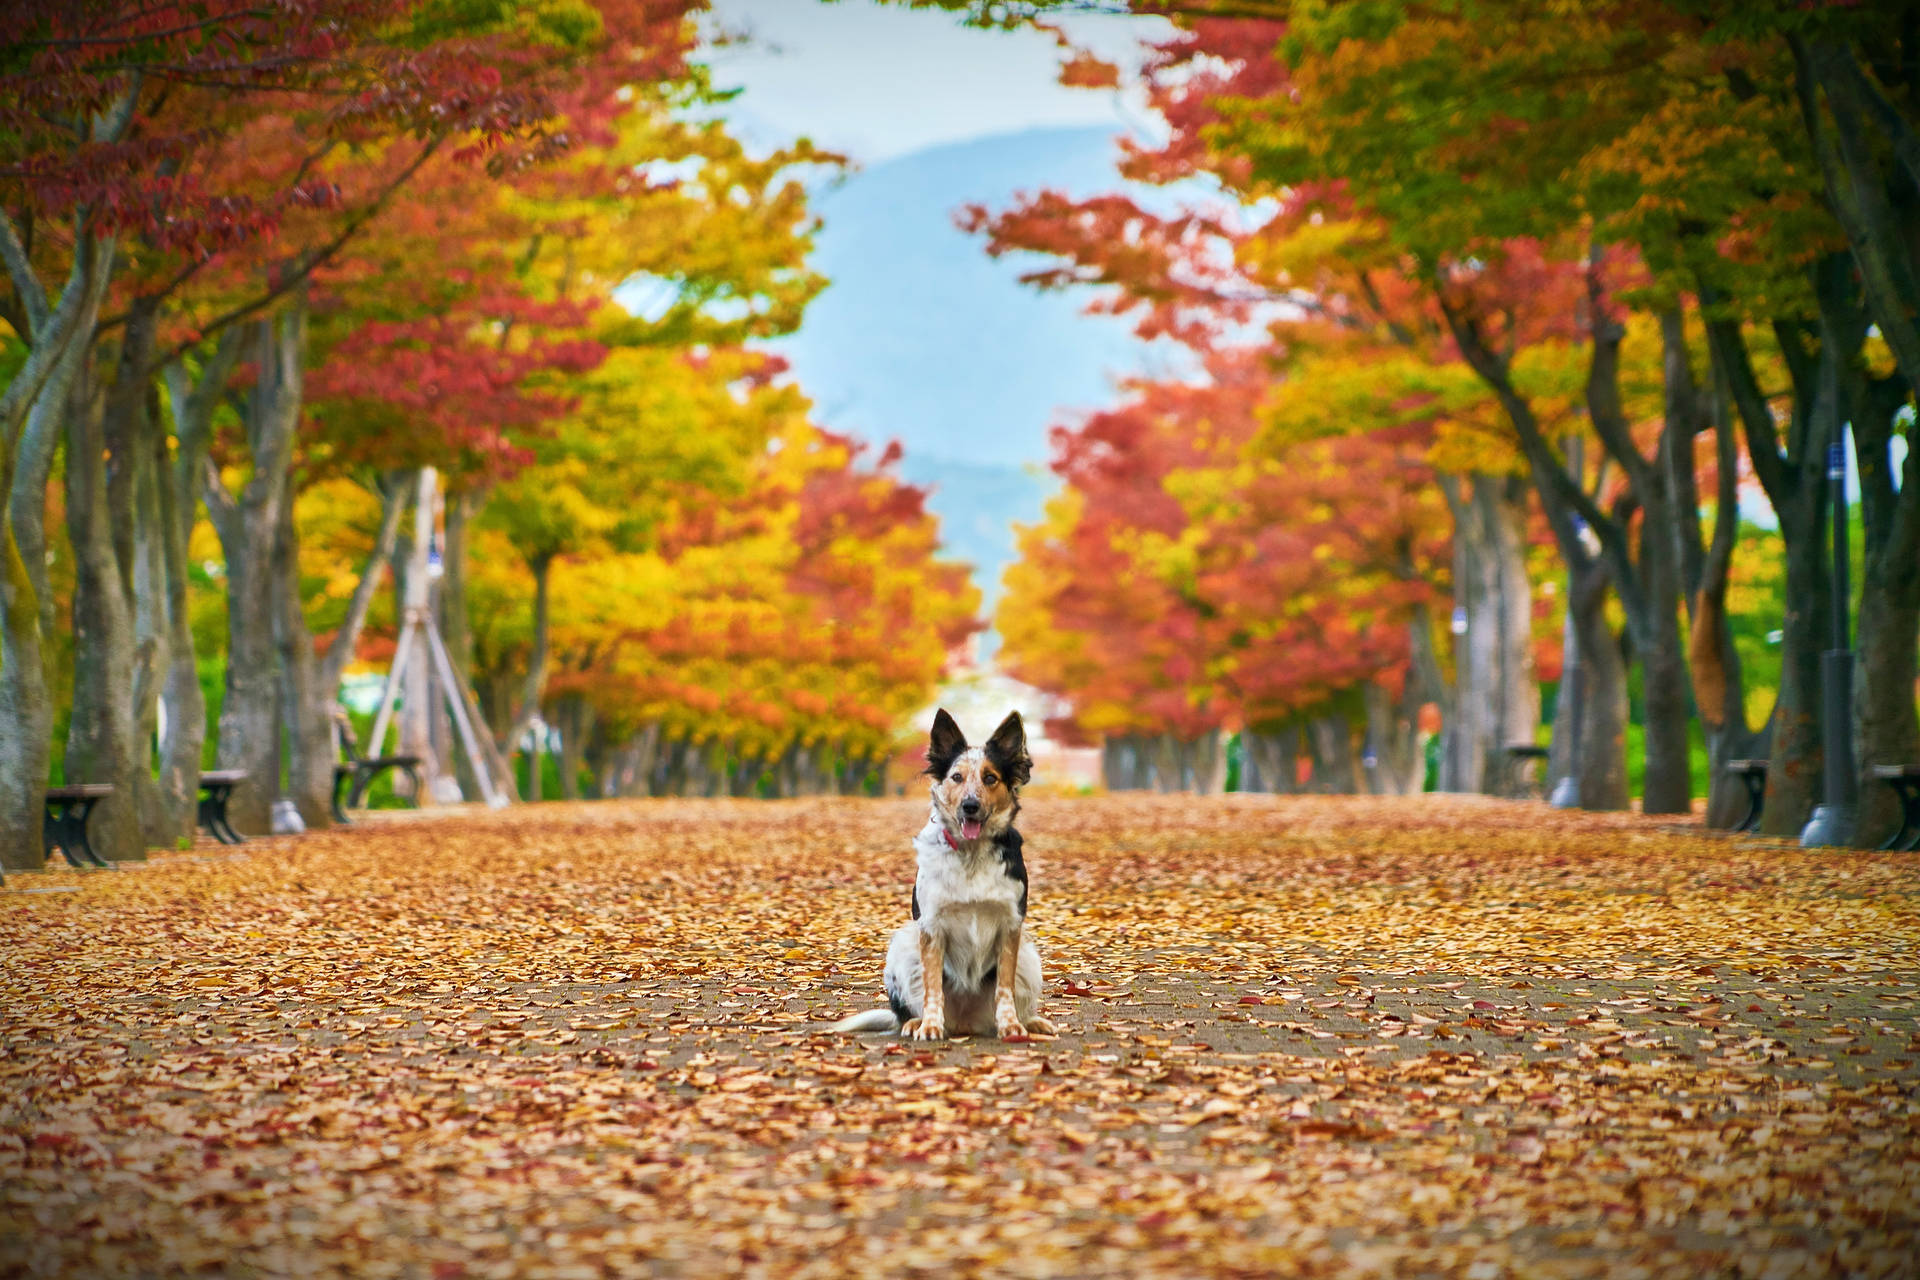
[
  {"left": 1871, "top": 764, "right": 1920, "bottom": 851},
  {"left": 331, "top": 710, "right": 422, "bottom": 824},
  {"left": 1727, "top": 759, "right": 1769, "bottom": 833},
  {"left": 1504, "top": 743, "right": 1549, "bottom": 799},
  {"left": 197, "top": 771, "right": 248, "bottom": 845},
  {"left": 43, "top": 784, "right": 113, "bottom": 869}
]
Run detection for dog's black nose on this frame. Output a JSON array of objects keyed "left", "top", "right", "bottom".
[{"left": 960, "top": 797, "right": 982, "bottom": 816}]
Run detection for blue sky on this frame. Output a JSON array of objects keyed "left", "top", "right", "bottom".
[{"left": 702, "top": 1, "right": 1169, "bottom": 163}]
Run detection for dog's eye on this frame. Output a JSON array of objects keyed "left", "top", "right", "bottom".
[
  {"left": 950, "top": 772, "right": 962, "bottom": 783},
  {"left": 982, "top": 773, "right": 998, "bottom": 787}
]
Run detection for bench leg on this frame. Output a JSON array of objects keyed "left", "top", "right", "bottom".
[
  {"left": 43, "top": 804, "right": 77, "bottom": 868},
  {"left": 218, "top": 786, "right": 245, "bottom": 845},
  {"left": 45, "top": 800, "right": 112, "bottom": 868},
  {"left": 332, "top": 770, "right": 353, "bottom": 824},
  {"left": 78, "top": 799, "right": 112, "bottom": 867},
  {"left": 1734, "top": 775, "right": 1765, "bottom": 834},
  {"left": 348, "top": 765, "right": 373, "bottom": 810},
  {"left": 1881, "top": 782, "right": 1920, "bottom": 853},
  {"left": 1513, "top": 758, "right": 1544, "bottom": 801},
  {"left": 216, "top": 786, "right": 245, "bottom": 845},
  {"left": 199, "top": 786, "right": 244, "bottom": 845}
]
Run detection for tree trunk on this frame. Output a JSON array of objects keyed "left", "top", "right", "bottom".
[
  {"left": 1546, "top": 599, "right": 1582, "bottom": 807},
  {"left": 272, "top": 497, "right": 335, "bottom": 829},
  {"left": 1146, "top": 734, "right": 1178, "bottom": 793},
  {"left": 1569, "top": 561, "right": 1630, "bottom": 812},
  {"left": 1589, "top": 297, "right": 1694, "bottom": 815},
  {"left": 633, "top": 724, "right": 663, "bottom": 797},
  {"left": 0, "top": 231, "right": 115, "bottom": 871},
  {"left": 733, "top": 746, "right": 769, "bottom": 798},
  {"left": 1306, "top": 714, "right": 1358, "bottom": 794},
  {"left": 660, "top": 736, "right": 689, "bottom": 796},
  {"left": 835, "top": 749, "right": 868, "bottom": 796},
  {"left": 90, "top": 298, "right": 171, "bottom": 850},
  {"left": 1845, "top": 303, "right": 1920, "bottom": 846},
  {"left": 504, "top": 551, "right": 554, "bottom": 759},
  {"left": 1689, "top": 347, "right": 1768, "bottom": 829},
  {"left": 1794, "top": 42, "right": 1920, "bottom": 845},
  {"left": 1854, "top": 581, "right": 1920, "bottom": 845},
  {"left": 1363, "top": 680, "right": 1423, "bottom": 796},
  {"left": 1102, "top": 735, "right": 1149, "bottom": 791},
  {"left": 1178, "top": 731, "right": 1227, "bottom": 794},
  {"left": 204, "top": 300, "right": 307, "bottom": 836},
  {"left": 1637, "top": 565, "right": 1694, "bottom": 816},
  {"left": 1852, "top": 395, "right": 1920, "bottom": 845},
  {"left": 556, "top": 695, "right": 593, "bottom": 801},
  {"left": 1765, "top": 490, "right": 1830, "bottom": 835},
  {"left": 153, "top": 332, "right": 245, "bottom": 845},
  {"left": 1701, "top": 260, "right": 1863, "bottom": 837},
  {"left": 1401, "top": 598, "right": 1449, "bottom": 795},
  {"left": 1242, "top": 725, "right": 1300, "bottom": 794},
  {"left": 63, "top": 340, "right": 147, "bottom": 860},
  {"left": 129, "top": 382, "right": 172, "bottom": 846},
  {"left": 1442, "top": 275, "right": 1702, "bottom": 816},
  {"left": 1437, "top": 473, "right": 1538, "bottom": 794}
]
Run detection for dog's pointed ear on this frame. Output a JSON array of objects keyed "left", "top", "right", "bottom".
[
  {"left": 926, "top": 707, "right": 967, "bottom": 778},
  {"left": 984, "top": 711, "right": 1031, "bottom": 789}
]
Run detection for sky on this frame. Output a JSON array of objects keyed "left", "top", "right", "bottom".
[
  {"left": 682, "top": 0, "right": 1191, "bottom": 617},
  {"left": 701, "top": 0, "right": 1170, "bottom": 164}
]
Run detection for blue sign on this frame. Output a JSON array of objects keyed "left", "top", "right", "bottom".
[{"left": 1828, "top": 442, "right": 1845, "bottom": 480}]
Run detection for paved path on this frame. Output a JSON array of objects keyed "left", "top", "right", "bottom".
[{"left": 2, "top": 795, "right": 1915, "bottom": 1277}]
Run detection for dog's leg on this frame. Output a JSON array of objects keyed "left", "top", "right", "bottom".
[
  {"left": 907, "top": 929, "right": 946, "bottom": 1040},
  {"left": 994, "top": 926, "right": 1027, "bottom": 1039},
  {"left": 1014, "top": 936, "right": 1056, "bottom": 1035}
]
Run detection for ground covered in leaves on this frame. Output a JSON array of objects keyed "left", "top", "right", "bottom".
[{"left": 3, "top": 794, "right": 1918, "bottom": 1278}]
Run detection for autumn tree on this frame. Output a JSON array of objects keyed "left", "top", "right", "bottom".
[
  {"left": 915, "top": 0, "right": 1918, "bottom": 837},
  {"left": 0, "top": 0, "right": 553, "bottom": 859},
  {"left": 963, "top": 24, "right": 1566, "bottom": 800}
]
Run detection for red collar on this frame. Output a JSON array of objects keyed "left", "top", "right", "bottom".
[{"left": 943, "top": 827, "right": 960, "bottom": 849}]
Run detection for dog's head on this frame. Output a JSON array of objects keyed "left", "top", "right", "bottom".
[{"left": 926, "top": 708, "right": 1031, "bottom": 842}]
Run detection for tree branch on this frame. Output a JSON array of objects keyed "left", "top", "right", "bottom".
[
  {"left": 163, "top": 326, "right": 246, "bottom": 509},
  {"left": 1793, "top": 35, "right": 1920, "bottom": 407},
  {"left": 0, "top": 207, "right": 50, "bottom": 339},
  {"left": 1815, "top": 39, "right": 1920, "bottom": 206},
  {"left": 318, "top": 475, "right": 407, "bottom": 692},
  {"left": 1435, "top": 290, "right": 1599, "bottom": 568},
  {"left": 1699, "top": 303, "right": 1789, "bottom": 507},
  {"left": 162, "top": 136, "right": 444, "bottom": 361},
  {"left": 1580, "top": 262, "right": 1654, "bottom": 498},
  {"left": 0, "top": 228, "right": 113, "bottom": 447}
]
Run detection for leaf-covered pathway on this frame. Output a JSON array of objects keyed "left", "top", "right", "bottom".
[{"left": 4, "top": 795, "right": 1918, "bottom": 1277}]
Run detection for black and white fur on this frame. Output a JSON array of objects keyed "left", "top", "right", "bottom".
[{"left": 832, "top": 710, "right": 1055, "bottom": 1039}]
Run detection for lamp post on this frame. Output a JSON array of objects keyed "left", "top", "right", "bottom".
[{"left": 1801, "top": 438, "right": 1857, "bottom": 848}]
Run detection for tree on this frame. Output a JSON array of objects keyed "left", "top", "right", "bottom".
[
  {"left": 0, "top": 0, "right": 441, "bottom": 860},
  {"left": 919, "top": 0, "right": 1915, "bottom": 836},
  {"left": 961, "top": 25, "right": 1560, "bottom": 800}
]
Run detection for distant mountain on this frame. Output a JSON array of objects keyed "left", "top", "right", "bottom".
[
  {"left": 892, "top": 453, "right": 1052, "bottom": 626},
  {"left": 765, "top": 126, "right": 1190, "bottom": 616}
]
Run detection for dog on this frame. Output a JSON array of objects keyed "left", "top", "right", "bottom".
[{"left": 831, "top": 708, "right": 1056, "bottom": 1040}]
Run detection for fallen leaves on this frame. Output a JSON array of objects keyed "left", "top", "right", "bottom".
[{"left": 0, "top": 793, "right": 1916, "bottom": 1278}]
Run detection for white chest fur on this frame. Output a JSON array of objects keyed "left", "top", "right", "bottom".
[{"left": 913, "top": 819, "right": 1023, "bottom": 992}]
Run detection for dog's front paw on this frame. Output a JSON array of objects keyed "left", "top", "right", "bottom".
[
  {"left": 997, "top": 1018, "right": 1028, "bottom": 1040},
  {"left": 908, "top": 1017, "right": 946, "bottom": 1041},
  {"left": 1024, "top": 1015, "right": 1058, "bottom": 1036}
]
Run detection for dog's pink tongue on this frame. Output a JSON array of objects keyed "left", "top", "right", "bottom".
[{"left": 961, "top": 818, "right": 982, "bottom": 841}]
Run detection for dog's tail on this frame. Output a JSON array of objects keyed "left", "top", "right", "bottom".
[{"left": 828, "top": 1008, "right": 899, "bottom": 1034}]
